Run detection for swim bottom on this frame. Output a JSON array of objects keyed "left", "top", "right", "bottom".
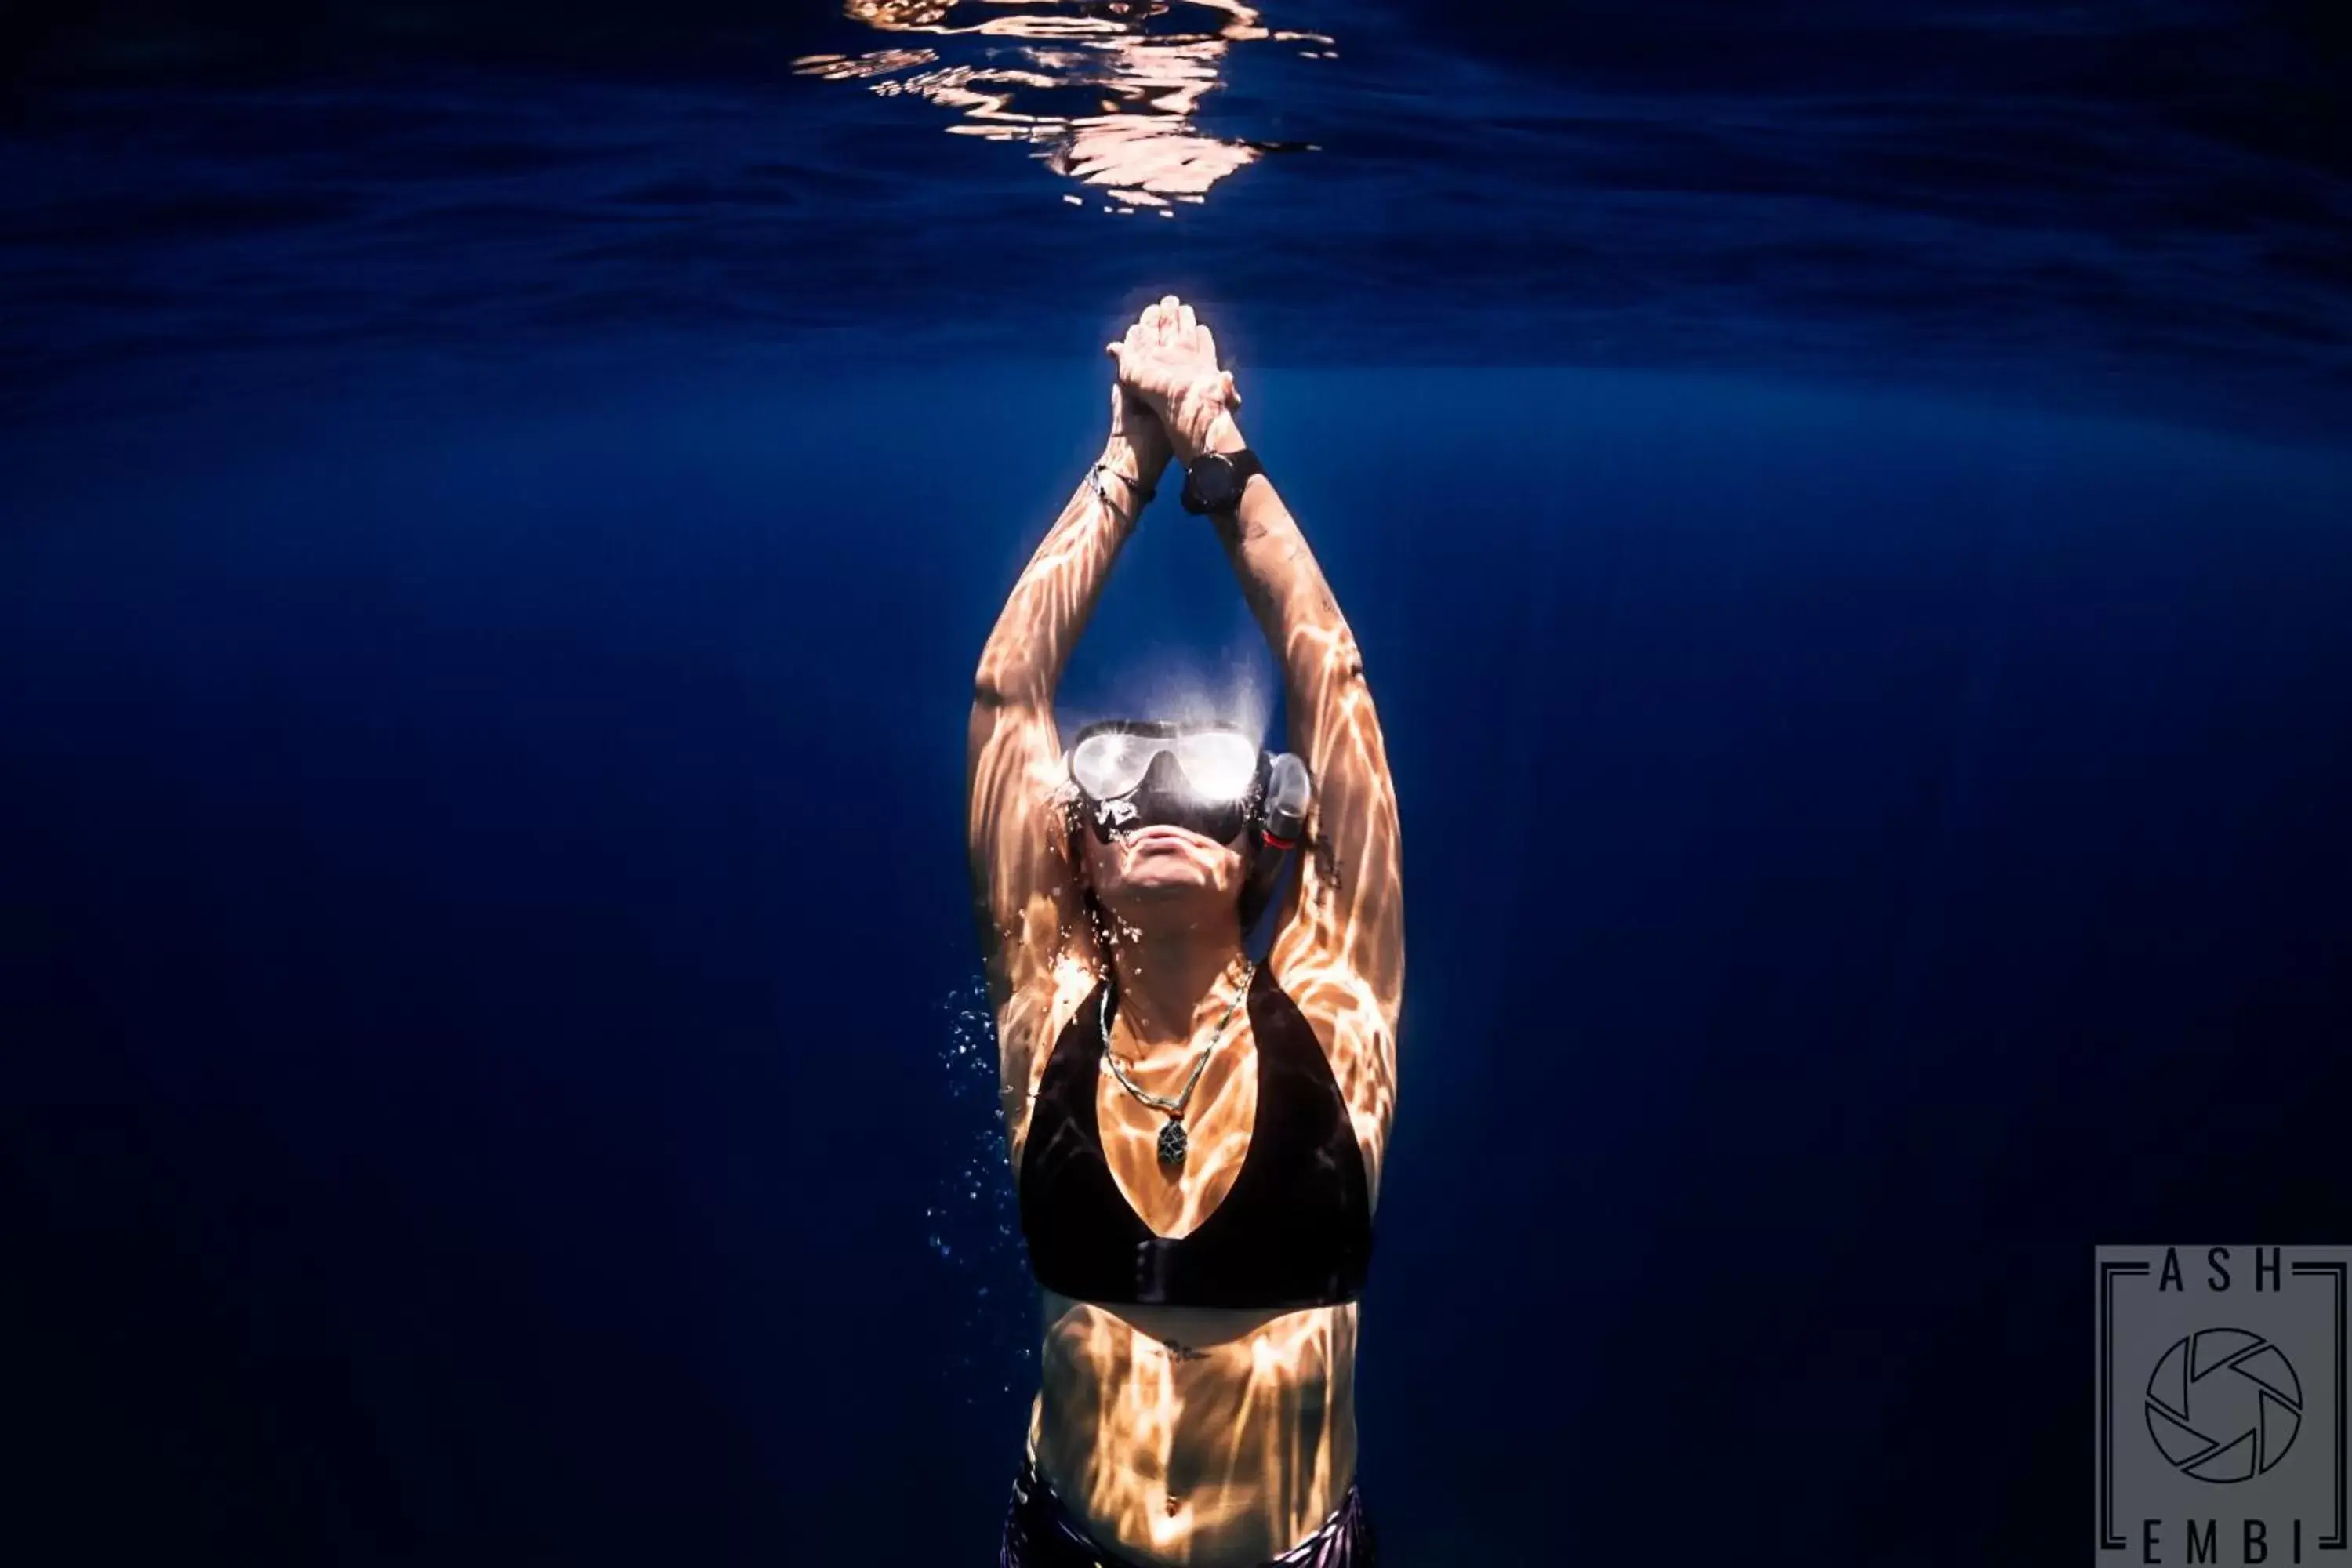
[{"left": 999, "top": 1450, "right": 1375, "bottom": 1567}]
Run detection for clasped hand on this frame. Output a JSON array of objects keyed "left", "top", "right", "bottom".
[{"left": 1103, "top": 295, "right": 1243, "bottom": 479}]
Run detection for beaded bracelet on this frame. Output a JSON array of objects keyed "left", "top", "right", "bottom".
[{"left": 1089, "top": 462, "right": 1156, "bottom": 510}]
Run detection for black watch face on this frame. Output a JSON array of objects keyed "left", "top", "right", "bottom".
[{"left": 1190, "top": 455, "right": 1243, "bottom": 510}]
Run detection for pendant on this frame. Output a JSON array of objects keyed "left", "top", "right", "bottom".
[{"left": 1157, "top": 1118, "right": 1189, "bottom": 1167}]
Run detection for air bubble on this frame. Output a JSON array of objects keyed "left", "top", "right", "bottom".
[{"left": 931, "top": 971, "right": 1033, "bottom": 1417}]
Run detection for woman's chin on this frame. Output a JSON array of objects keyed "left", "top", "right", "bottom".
[
  {"left": 1119, "top": 873, "right": 1209, "bottom": 901},
  {"left": 1108, "top": 876, "right": 1232, "bottom": 920}
]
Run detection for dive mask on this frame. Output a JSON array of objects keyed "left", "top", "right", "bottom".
[{"left": 1066, "top": 720, "right": 1311, "bottom": 851}]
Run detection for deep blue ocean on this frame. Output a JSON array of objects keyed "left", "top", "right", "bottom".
[{"left": 4, "top": 3, "right": 2349, "bottom": 1563}]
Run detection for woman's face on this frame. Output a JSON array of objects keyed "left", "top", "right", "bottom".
[{"left": 1079, "top": 818, "right": 1249, "bottom": 931}]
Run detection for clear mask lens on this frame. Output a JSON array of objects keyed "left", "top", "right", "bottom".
[
  {"left": 1070, "top": 731, "right": 1161, "bottom": 800},
  {"left": 1072, "top": 728, "right": 1260, "bottom": 806},
  {"left": 1172, "top": 731, "right": 1259, "bottom": 801}
]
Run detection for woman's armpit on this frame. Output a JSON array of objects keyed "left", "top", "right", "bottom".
[{"left": 997, "top": 960, "right": 1098, "bottom": 1169}]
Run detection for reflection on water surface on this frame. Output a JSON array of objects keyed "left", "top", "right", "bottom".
[{"left": 794, "top": 0, "right": 1333, "bottom": 211}]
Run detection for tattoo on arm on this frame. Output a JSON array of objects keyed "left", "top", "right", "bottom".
[{"left": 1309, "top": 833, "right": 1343, "bottom": 898}]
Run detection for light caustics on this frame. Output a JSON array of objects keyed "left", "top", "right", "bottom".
[
  {"left": 976, "top": 584, "right": 1403, "bottom": 1558},
  {"left": 793, "top": 0, "right": 1334, "bottom": 212}
]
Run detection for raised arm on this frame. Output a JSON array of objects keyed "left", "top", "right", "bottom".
[
  {"left": 1205, "top": 413, "right": 1404, "bottom": 1025},
  {"left": 966, "top": 383, "right": 1169, "bottom": 1015}
]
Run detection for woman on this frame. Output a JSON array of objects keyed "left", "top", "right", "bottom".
[{"left": 967, "top": 296, "right": 1403, "bottom": 1566}]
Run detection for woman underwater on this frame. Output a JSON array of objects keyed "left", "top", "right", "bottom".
[{"left": 967, "top": 296, "right": 1404, "bottom": 1566}]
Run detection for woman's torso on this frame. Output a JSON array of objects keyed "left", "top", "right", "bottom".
[
  {"left": 1030, "top": 1289, "right": 1359, "bottom": 1565},
  {"left": 1001, "top": 959, "right": 1386, "bottom": 1565}
]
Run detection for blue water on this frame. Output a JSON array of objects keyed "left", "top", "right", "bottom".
[{"left": 5, "top": 3, "right": 2350, "bottom": 1563}]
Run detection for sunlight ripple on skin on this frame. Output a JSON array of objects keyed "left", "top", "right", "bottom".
[
  {"left": 971, "top": 296, "right": 1400, "bottom": 1563},
  {"left": 1034, "top": 1291, "right": 1361, "bottom": 1554},
  {"left": 793, "top": 0, "right": 1333, "bottom": 209}
]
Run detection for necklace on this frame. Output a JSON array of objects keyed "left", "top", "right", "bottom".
[{"left": 1099, "top": 959, "right": 1256, "bottom": 1169}]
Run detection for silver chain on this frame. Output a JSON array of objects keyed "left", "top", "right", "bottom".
[{"left": 1099, "top": 960, "right": 1255, "bottom": 1120}]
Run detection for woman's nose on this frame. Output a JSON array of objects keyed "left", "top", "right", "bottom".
[{"left": 1138, "top": 750, "right": 1189, "bottom": 793}]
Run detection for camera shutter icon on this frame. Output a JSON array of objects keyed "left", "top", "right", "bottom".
[{"left": 2145, "top": 1327, "right": 2303, "bottom": 1483}]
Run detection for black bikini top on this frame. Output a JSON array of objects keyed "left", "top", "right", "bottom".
[{"left": 1016, "top": 964, "right": 1374, "bottom": 1310}]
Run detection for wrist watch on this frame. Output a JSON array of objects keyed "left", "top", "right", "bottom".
[{"left": 1179, "top": 449, "right": 1265, "bottom": 516}]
